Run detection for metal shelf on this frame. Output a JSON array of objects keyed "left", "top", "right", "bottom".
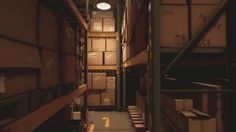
[
  {"left": 123, "top": 50, "right": 147, "bottom": 68},
  {"left": 160, "top": 47, "right": 226, "bottom": 53},
  {"left": 2, "top": 85, "right": 87, "bottom": 132},
  {"left": 87, "top": 32, "right": 118, "bottom": 38},
  {"left": 161, "top": 89, "right": 234, "bottom": 93},
  {"left": 63, "top": 0, "right": 88, "bottom": 30},
  {"left": 83, "top": 66, "right": 117, "bottom": 70}
]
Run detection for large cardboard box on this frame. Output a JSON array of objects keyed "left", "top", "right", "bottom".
[
  {"left": 88, "top": 92, "right": 100, "bottom": 106},
  {"left": 191, "top": 0, "right": 222, "bottom": 5},
  {"left": 61, "top": 54, "right": 76, "bottom": 84},
  {"left": 60, "top": 19, "right": 76, "bottom": 54},
  {"left": 104, "top": 52, "right": 117, "bottom": 65},
  {"left": 160, "top": 5, "right": 188, "bottom": 47},
  {"left": 103, "top": 18, "right": 115, "bottom": 32},
  {"left": 88, "top": 73, "right": 92, "bottom": 89},
  {"left": 160, "top": 0, "right": 187, "bottom": 4},
  {"left": 92, "top": 11, "right": 113, "bottom": 18},
  {"left": 178, "top": 111, "right": 216, "bottom": 132},
  {"left": 92, "top": 73, "right": 106, "bottom": 89},
  {"left": 92, "top": 38, "right": 106, "bottom": 51},
  {"left": 90, "top": 18, "right": 103, "bottom": 32},
  {"left": 0, "top": 38, "right": 41, "bottom": 68},
  {"left": 39, "top": 4, "right": 59, "bottom": 50},
  {"left": 0, "top": 70, "right": 38, "bottom": 99},
  {"left": 0, "top": 0, "right": 37, "bottom": 44},
  {"left": 106, "top": 38, "right": 117, "bottom": 51},
  {"left": 106, "top": 77, "right": 116, "bottom": 90},
  {"left": 88, "top": 52, "right": 103, "bottom": 65},
  {"left": 39, "top": 50, "right": 60, "bottom": 89},
  {"left": 191, "top": 5, "right": 226, "bottom": 48},
  {"left": 101, "top": 89, "right": 115, "bottom": 106}
]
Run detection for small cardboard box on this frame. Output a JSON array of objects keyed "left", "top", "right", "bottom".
[
  {"left": 169, "top": 98, "right": 193, "bottom": 111},
  {"left": 92, "top": 38, "right": 106, "bottom": 51},
  {"left": 92, "top": 73, "right": 106, "bottom": 89},
  {"left": 191, "top": 5, "right": 226, "bottom": 48},
  {"left": 160, "top": 5, "right": 188, "bottom": 47},
  {"left": 104, "top": 52, "right": 117, "bottom": 65},
  {"left": 103, "top": 18, "right": 115, "bottom": 32},
  {"left": 178, "top": 111, "right": 216, "bottom": 132},
  {"left": 60, "top": 54, "right": 76, "bottom": 84},
  {"left": 92, "top": 11, "right": 113, "bottom": 18},
  {"left": 106, "top": 77, "right": 116, "bottom": 90},
  {"left": 106, "top": 38, "right": 117, "bottom": 51},
  {"left": 101, "top": 89, "right": 115, "bottom": 106},
  {"left": 88, "top": 92, "right": 101, "bottom": 106},
  {"left": 88, "top": 52, "right": 103, "bottom": 65},
  {"left": 90, "top": 18, "right": 103, "bottom": 32}
]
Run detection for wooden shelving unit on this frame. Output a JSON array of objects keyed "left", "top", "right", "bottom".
[
  {"left": 83, "top": 66, "right": 117, "bottom": 70},
  {"left": 3, "top": 85, "right": 87, "bottom": 132},
  {"left": 88, "top": 32, "right": 118, "bottom": 38},
  {"left": 123, "top": 50, "right": 148, "bottom": 68}
]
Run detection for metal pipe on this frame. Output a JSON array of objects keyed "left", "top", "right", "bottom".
[
  {"left": 161, "top": 0, "right": 229, "bottom": 77},
  {"left": 151, "top": 0, "right": 161, "bottom": 131}
]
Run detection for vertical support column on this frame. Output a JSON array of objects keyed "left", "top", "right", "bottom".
[
  {"left": 116, "top": 0, "right": 122, "bottom": 110},
  {"left": 227, "top": 0, "right": 236, "bottom": 131},
  {"left": 84, "top": 29, "right": 88, "bottom": 121},
  {"left": 123, "top": 68, "right": 126, "bottom": 108},
  {"left": 151, "top": 0, "right": 161, "bottom": 131}
]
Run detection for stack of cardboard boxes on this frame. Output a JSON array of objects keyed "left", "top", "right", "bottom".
[
  {"left": 160, "top": 0, "right": 226, "bottom": 48},
  {"left": 0, "top": 1, "right": 78, "bottom": 104},
  {"left": 87, "top": 11, "right": 117, "bottom": 107},
  {"left": 161, "top": 95, "right": 217, "bottom": 132}
]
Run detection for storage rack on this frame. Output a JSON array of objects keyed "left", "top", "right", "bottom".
[
  {"left": 0, "top": 0, "right": 90, "bottom": 131},
  {"left": 121, "top": 0, "right": 236, "bottom": 131}
]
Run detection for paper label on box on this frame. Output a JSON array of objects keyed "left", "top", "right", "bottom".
[
  {"left": 88, "top": 53, "right": 97, "bottom": 58},
  {"left": 104, "top": 98, "right": 111, "bottom": 105},
  {"left": 0, "top": 76, "right": 6, "bottom": 94},
  {"left": 94, "top": 22, "right": 102, "bottom": 30}
]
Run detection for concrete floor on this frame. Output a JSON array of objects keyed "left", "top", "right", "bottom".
[{"left": 88, "top": 111, "right": 136, "bottom": 132}]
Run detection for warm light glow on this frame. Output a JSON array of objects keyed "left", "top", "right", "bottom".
[{"left": 96, "top": 2, "right": 111, "bottom": 10}]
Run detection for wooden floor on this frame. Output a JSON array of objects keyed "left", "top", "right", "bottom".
[{"left": 88, "top": 111, "right": 136, "bottom": 132}]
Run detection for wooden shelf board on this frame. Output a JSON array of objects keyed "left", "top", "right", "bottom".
[
  {"left": 83, "top": 66, "right": 117, "bottom": 70},
  {"left": 63, "top": 0, "right": 88, "bottom": 30},
  {"left": 3, "top": 85, "right": 87, "bottom": 132},
  {"left": 88, "top": 32, "right": 118, "bottom": 38},
  {"left": 123, "top": 50, "right": 147, "bottom": 68},
  {"left": 160, "top": 47, "right": 226, "bottom": 53}
]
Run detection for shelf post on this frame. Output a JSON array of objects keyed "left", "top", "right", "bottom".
[{"left": 151, "top": 0, "right": 161, "bottom": 131}]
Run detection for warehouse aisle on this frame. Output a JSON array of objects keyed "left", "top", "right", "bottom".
[{"left": 88, "top": 111, "right": 136, "bottom": 132}]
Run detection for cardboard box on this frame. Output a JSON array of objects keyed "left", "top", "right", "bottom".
[
  {"left": 160, "top": 0, "right": 187, "bottom": 4},
  {"left": 88, "top": 52, "right": 103, "bottom": 65},
  {"left": 0, "top": 38, "right": 41, "bottom": 68},
  {"left": 92, "top": 73, "right": 106, "bottom": 89},
  {"left": 92, "top": 11, "right": 113, "bottom": 18},
  {"left": 0, "top": 0, "right": 37, "bottom": 44},
  {"left": 122, "top": 45, "right": 127, "bottom": 62},
  {"left": 90, "top": 18, "right": 103, "bottom": 32},
  {"left": 191, "top": 5, "right": 226, "bottom": 48},
  {"left": 88, "top": 73, "right": 92, "bottom": 89},
  {"left": 60, "top": 19, "right": 76, "bottom": 54},
  {"left": 178, "top": 111, "right": 216, "bottom": 132},
  {"left": 92, "top": 38, "right": 106, "bottom": 51},
  {"left": 168, "top": 98, "right": 193, "bottom": 111},
  {"left": 107, "top": 77, "right": 116, "bottom": 90},
  {"left": 0, "top": 70, "right": 38, "bottom": 99},
  {"left": 103, "top": 18, "right": 115, "bottom": 32},
  {"left": 160, "top": 5, "right": 188, "bottom": 47},
  {"left": 106, "top": 38, "right": 117, "bottom": 51},
  {"left": 39, "top": 4, "right": 59, "bottom": 50},
  {"left": 88, "top": 38, "right": 92, "bottom": 51},
  {"left": 101, "top": 90, "right": 115, "bottom": 106},
  {"left": 191, "top": 0, "right": 221, "bottom": 5},
  {"left": 61, "top": 54, "right": 76, "bottom": 84},
  {"left": 39, "top": 50, "right": 60, "bottom": 89},
  {"left": 88, "top": 92, "right": 101, "bottom": 106},
  {"left": 104, "top": 52, "right": 117, "bottom": 65}
]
